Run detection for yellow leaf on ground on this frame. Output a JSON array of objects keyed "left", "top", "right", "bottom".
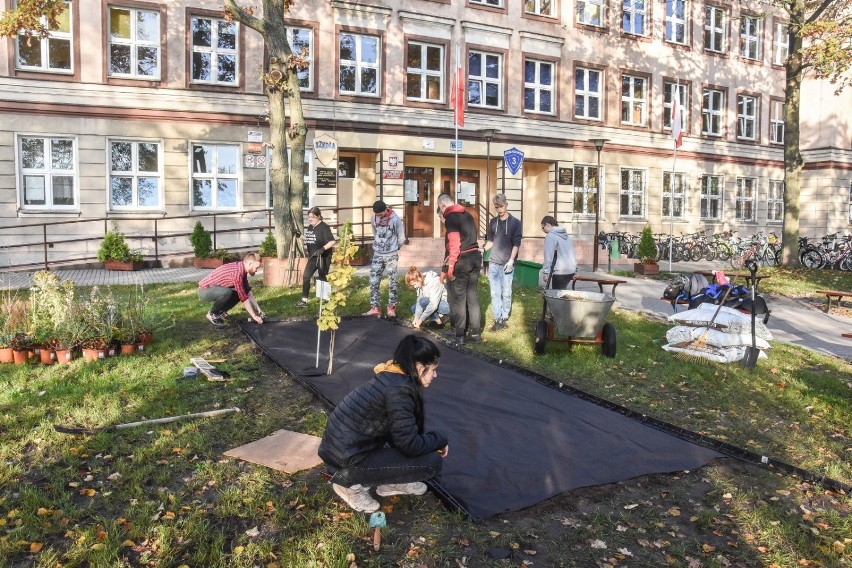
[
  {"left": 667, "top": 506, "right": 681, "bottom": 516},
  {"left": 123, "top": 540, "right": 135, "bottom": 547},
  {"left": 234, "top": 546, "right": 244, "bottom": 554},
  {"left": 702, "top": 543, "right": 716, "bottom": 553},
  {"left": 90, "top": 543, "right": 105, "bottom": 551},
  {"left": 36, "top": 508, "right": 51, "bottom": 516},
  {"left": 164, "top": 511, "right": 176, "bottom": 520},
  {"left": 30, "top": 542, "right": 43, "bottom": 553}
]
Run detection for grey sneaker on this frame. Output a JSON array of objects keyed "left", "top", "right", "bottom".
[
  {"left": 489, "top": 320, "right": 504, "bottom": 332},
  {"left": 332, "top": 483, "right": 379, "bottom": 512},
  {"left": 376, "top": 482, "right": 428, "bottom": 496}
]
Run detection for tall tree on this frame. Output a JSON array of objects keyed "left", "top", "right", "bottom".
[
  {"left": 779, "top": 0, "right": 851, "bottom": 265},
  {"left": 0, "top": 0, "right": 64, "bottom": 38}
]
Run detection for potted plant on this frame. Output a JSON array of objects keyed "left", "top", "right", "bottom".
[
  {"left": 189, "top": 221, "right": 223, "bottom": 268},
  {"left": 98, "top": 225, "right": 143, "bottom": 271},
  {"left": 80, "top": 286, "right": 119, "bottom": 360},
  {"left": 53, "top": 306, "right": 86, "bottom": 364},
  {"left": 349, "top": 242, "right": 371, "bottom": 266},
  {"left": 258, "top": 231, "right": 277, "bottom": 259},
  {"left": 0, "top": 290, "right": 21, "bottom": 363},
  {"left": 634, "top": 225, "right": 659, "bottom": 276}
]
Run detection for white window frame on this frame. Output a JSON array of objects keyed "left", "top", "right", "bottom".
[
  {"left": 108, "top": 6, "right": 161, "bottom": 80},
  {"left": 700, "top": 175, "right": 723, "bottom": 221},
  {"left": 770, "top": 99, "right": 785, "bottom": 144},
  {"left": 524, "top": 59, "right": 555, "bottom": 114},
  {"left": 664, "top": 0, "right": 688, "bottom": 44},
  {"left": 773, "top": 22, "right": 789, "bottom": 65},
  {"left": 575, "top": 67, "right": 602, "bottom": 120},
  {"left": 17, "top": 135, "right": 78, "bottom": 211},
  {"left": 577, "top": 0, "right": 606, "bottom": 27},
  {"left": 15, "top": 0, "right": 72, "bottom": 72},
  {"left": 737, "top": 94, "right": 758, "bottom": 141},
  {"left": 108, "top": 139, "right": 163, "bottom": 211},
  {"left": 702, "top": 88, "right": 724, "bottom": 136},
  {"left": 622, "top": 0, "right": 647, "bottom": 36},
  {"left": 468, "top": 50, "right": 503, "bottom": 110},
  {"left": 288, "top": 27, "right": 314, "bottom": 91},
  {"left": 190, "top": 16, "right": 238, "bottom": 86},
  {"left": 768, "top": 180, "right": 784, "bottom": 223},
  {"left": 663, "top": 171, "right": 686, "bottom": 219},
  {"left": 619, "top": 168, "right": 646, "bottom": 218},
  {"left": 740, "top": 15, "right": 762, "bottom": 61},
  {"left": 664, "top": 82, "right": 688, "bottom": 132},
  {"left": 621, "top": 75, "right": 647, "bottom": 126},
  {"left": 704, "top": 5, "right": 726, "bottom": 53},
  {"left": 472, "top": 0, "right": 503, "bottom": 6},
  {"left": 406, "top": 41, "right": 444, "bottom": 103},
  {"left": 525, "top": 0, "right": 554, "bottom": 17},
  {"left": 190, "top": 143, "right": 241, "bottom": 210},
  {"left": 338, "top": 32, "right": 380, "bottom": 97},
  {"left": 266, "top": 150, "right": 313, "bottom": 209},
  {"left": 735, "top": 177, "right": 756, "bottom": 222},
  {"left": 573, "top": 164, "right": 600, "bottom": 215}
]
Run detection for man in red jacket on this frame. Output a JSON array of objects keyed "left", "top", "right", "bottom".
[{"left": 198, "top": 252, "right": 265, "bottom": 325}]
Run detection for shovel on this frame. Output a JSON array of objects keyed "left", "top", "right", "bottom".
[
  {"left": 369, "top": 511, "right": 386, "bottom": 551},
  {"left": 741, "top": 259, "right": 760, "bottom": 369}
]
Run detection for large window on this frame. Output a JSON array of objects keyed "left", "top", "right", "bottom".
[
  {"left": 768, "top": 180, "right": 784, "bottom": 223},
  {"left": 573, "top": 165, "right": 600, "bottom": 215},
  {"left": 665, "top": 0, "right": 687, "bottom": 44},
  {"left": 525, "top": 0, "right": 553, "bottom": 17},
  {"left": 735, "top": 177, "right": 756, "bottom": 221},
  {"left": 737, "top": 94, "right": 758, "bottom": 140},
  {"left": 191, "top": 144, "right": 239, "bottom": 209},
  {"left": 524, "top": 59, "right": 554, "bottom": 114},
  {"left": 468, "top": 50, "right": 503, "bottom": 109},
  {"left": 18, "top": 136, "right": 77, "bottom": 210},
  {"left": 620, "top": 168, "right": 646, "bottom": 218},
  {"left": 704, "top": 5, "right": 726, "bottom": 53},
  {"left": 109, "top": 140, "right": 161, "bottom": 210},
  {"left": 663, "top": 172, "right": 686, "bottom": 219},
  {"left": 577, "top": 0, "right": 606, "bottom": 27},
  {"left": 190, "top": 16, "right": 237, "bottom": 86},
  {"left": 108, "top": 6, "right": 160, "bottom": 79},
  {"left": 702, "top": 88, "right": 724, "bottom": 136},
  {"left": 740, "top": 15, "right": 762, "bottom": 61},
  {"left": 288, "top": 27, "right": 313, "bottom": 90},
  {"left": 16, "top": 0, "right": 72, "bottom": 72},
  {"left": 339, "top": 33, "right": 380, "bottom": 96},
  {"left": 621, "top": 75, "right": 647, "bottom": 126},
  {"left": 663, "top": 82, "right": 688, "bottom": 132},
  {"left": 770, "top": 99, "right": 785, "bottom": 144},
  {"left": 406, "top": 42, "right": 443, "bottom": 102},
  {"left": 700, "top": 175, "right": 723, "bottom": 220},
  {"left": 622, "top": 0, "right": 647, "bottom": 35},
  {"left": 575, "top": 67, "right": 603, "bottom": 120},
  {"left": 773, "top": 22, "right": 789, "bottom": 65}
]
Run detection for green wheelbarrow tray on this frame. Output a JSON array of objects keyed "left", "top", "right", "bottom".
[{"left": 543, "top": 289, "right": 615, "bottom": 337}]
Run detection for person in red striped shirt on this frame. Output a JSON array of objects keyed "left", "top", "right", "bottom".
[{"left": 198, "top": 252, "right": 265, "bottom": 325}]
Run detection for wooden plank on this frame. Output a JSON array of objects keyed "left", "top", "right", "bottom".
[{"left": 190, "top": 357, "right": 228, "bottom": 381}]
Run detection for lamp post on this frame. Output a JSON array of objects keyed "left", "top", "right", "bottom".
[
  {"left": 589, "top": 138, "right": 609, "bottom": 272},
  {"left": 478, "top": 128, "right": 500, "bottom": 223}
]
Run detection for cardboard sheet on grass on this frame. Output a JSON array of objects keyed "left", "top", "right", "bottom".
[
  {"left": 225, "top": 429, "right": 323, "bottom": 474},
  {"left": 242, "top": 318, "right": 723, "bottom": 520}
]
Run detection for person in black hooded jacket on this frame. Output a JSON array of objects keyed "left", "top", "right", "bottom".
[{"left": 318, "top": 334, "right": 448, "bottom": 512}]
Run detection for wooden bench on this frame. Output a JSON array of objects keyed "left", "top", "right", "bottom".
[
  {"left": 727, "top": 272, "right": 771, "bottom": 290},
  {"left": 572, "top": 275, "right": 627, "bottom": 299},
  {"left": 814, "top": 290, "right": 852, "bottom": 313},
  {"left": 842, "top": 333, "right": 852, "bottom": 339}
]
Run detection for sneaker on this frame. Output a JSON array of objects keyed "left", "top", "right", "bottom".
[
  {"left": 218, "top": 312, "right": 230, "bottom": 321},
  {"left": 376, "top": 482, "right": 427, "bottom": 497},
  {"left": 362, "top": 305, "right": 381, "bottom": 317},
  {"left": 206, "top": 312, "right": 224, "bottom": 326},
  {"left": 332, "top": 483, "right": 379, "bottom": 513},
  {"left": 467, "top": 334, "right": 483, "bottom": 344},
  {"left": 295, "top": 299, "right": 309, "bottom": 307},
  {"left": 386, "top": 305, "right": 396, "bottom": 318},
  {"left": 489, "top": 320, "right": 504, "bottom": 332}
]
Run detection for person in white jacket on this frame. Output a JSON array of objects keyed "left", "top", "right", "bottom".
[
  {"left": 541, "top": 216, "right": 577, "bottom": 289},
  {"left": 404, "top": 266, "right": 449, "bottom": 330}
]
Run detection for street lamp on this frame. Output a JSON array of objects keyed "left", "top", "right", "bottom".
[
  {"left": 478, "top": 128, "right": 500, "bottom": 223},
  {"left": 589, "top": 138, "right": 609, "bottom": 272}
]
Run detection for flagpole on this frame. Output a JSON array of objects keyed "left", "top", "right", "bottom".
[
  {"left": 454, "top": 42, "right": 459, "bottom": 197},
  {"left": 668, "top": 80, "right": 681, "bottom": 272}
]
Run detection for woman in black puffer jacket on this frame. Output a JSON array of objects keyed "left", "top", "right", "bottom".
[{"left": 319, "top": 334, "right": 448, "bottom": 513}]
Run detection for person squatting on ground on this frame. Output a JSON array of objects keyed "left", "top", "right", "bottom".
[
  {"left": 483, "top": 193, "right": 522, "bottom": 332},
  {"left": 318, "top": 334, "right": 448, "bottom": 513},
  {"left": 540, "top": 216, "right": 578, "bottom": 290},
  {"left": 437, "top": 193, "right": 482, "bottom": 345},
  {"left": 296, "top": 207, "right": 337, "bottom": 307},
  {"left": 363, "top": 200, "right": 406, "bottom": 318},
  {"left": 405, "top": 266, "right": 450, "bottom": 330},
  {"left": 197, "top": 252, "right": 265, "bottom": 325}
]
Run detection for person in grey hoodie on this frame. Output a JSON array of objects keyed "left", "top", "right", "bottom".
[
  {"left": 363, "top": 200, "right": 406, "bottom": 318},
  {"left": 540, "top": 216, "right": 577, "bottom": 289}
]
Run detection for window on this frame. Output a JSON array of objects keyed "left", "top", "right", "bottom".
[
  {"left": 700, "top": 175, "right": 723, "bottom": 220},
  {"left": 664, "top": 82, "right": 688, "bottom": 131},
  {"left": 108, "top": 6, "right": 160, "bottom": 79},
  {"left": 18, "top": 136, "right": 76, "bottom": 209},
  {"left": 525, "top": 0, "right": 553, "bottom": 17},
  {"left": 190, "top": 16, "right": 237, "bottom": 86},
  {"left": 621, "top": 75, "right": 647, "bottom": 126},
  {"left": 737, "top": 94, "right": 758, "bottom": 140},
  {"left": 575, "top": 67, "right": 602, "bottom": 120},
  {"left": 288, "top": 27, "right": 313, "bottom": 90},
  {"left": 663, "top": 172, "right": 686, "bottom": 218},
  {"left": 191, "top": 144, "right": 239, "bottom": 209},
  {"left": 770, "top": 99, "right": 784, "bottom": 144},
  {"left": 773, "top": 22, "right": 789, "bottom": 65},
  {"left": 665, "top": 0, "right": 687, "bottom": 44},
  {"left": 768, "top": 180, "right": 784, "bottom": 222},
  {"left": 620, "top": 168, "right": 646, "bottom": 217},
  {"left": 109, "top": 140, "right": 161, "bottom": 209},
  {"left": 848, "top": 182, "right": 852, "bottom": 223},
  {"left": 16, "top": 0, "right": 72, "bottom": 72},
  {"left": 704, "top": 5, "right": 726, "bottom": 53},
  {"left": 468, "top": 50, "right": 503, "bottom": 109},
  {"left": 339, "top": 32, "right": 380, "bottom": 96},
  {"left": 573, "top": 165, "right": 600, "bottom": 215},
  {"left": 524, "top": 59, "right": 554, "bottom": 114},
  {"left": 740, "top": 15, "right": 762, "bottom": 61},
  {"left": 472, "top": 0, "right": 503, "bottom": 6},
  {"left": 702, "top": 88, "right": 724, "bottom": 136},
  {"left": 735, "top": 177, "right": 756, "bottom": 221},
  {"left": 623, "top": 0, "right": 647, "bottom": 36},
  {"left": 406, "top": 42, "right": 443, "bottom": 102},
  {"left": 577, "top": 0, "right": 606, "bottom": 27}
]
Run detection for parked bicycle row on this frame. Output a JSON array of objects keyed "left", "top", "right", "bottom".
[{"left": 798, "top": 233, "right": 852, "bottom": 270}]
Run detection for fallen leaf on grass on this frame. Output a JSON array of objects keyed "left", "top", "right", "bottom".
[
  {"left": 245, "top": 526, "right": 260, "bottom": 538},
  {"left": 79, "top": 488, "right": 96, "bottom": 497},
  {"left": 589, "top": 539, "right": 607, "bottom": 549},
  {"left": 667, "top": 506, "right": 681, "bottom": 516},
  {"left": 30, "top": 542, "right": 43, "bottom": 553},
  {"left": 624, "top": 503, "right": 639, "bottom": 510},
  {"left": 702, "top": 543, "right": 716, "bottom": 553},
  {"left": 617, "top": 547, "right": 633, "bottom": 557}
]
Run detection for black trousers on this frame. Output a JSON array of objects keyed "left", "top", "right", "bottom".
[
  {"left": 198, "top": 286, "right": 239, "bottom": 315},
  {"left": 550, "top": 273, "right": 575, "bottom": 290},
  {"left": 302, "top": 255, "right": 329, "bottom": 298},
  {"left": 447, "top": 251, "right": 482, "bottom": 337}
]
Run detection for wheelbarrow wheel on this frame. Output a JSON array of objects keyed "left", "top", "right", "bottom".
[
  {"left": 533, "top": 320, "right": 547, "bottom": 355},
  {"left": 601, "top": 323, "right": 617, "bottom": 358}
]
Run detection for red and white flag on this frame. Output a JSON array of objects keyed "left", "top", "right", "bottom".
[
  {"left": 671, "top": 85, "right": 683, "bottom": 148},
  {"left": 450, "top": 51, "right": 465, "bottom": 127}
]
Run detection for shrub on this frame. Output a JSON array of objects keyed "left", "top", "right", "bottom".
[
  {"left": 636, "top": 225, "right": 658, "bottom": 264},
  {"left": 189, "top": 221, "right": 213, "bottom": 259},
  {"left": 97, "top": 225, "right": 135, "bottom": 262},
  {"left": 259, "top": 232, "right": 277, "bottom": 258},
  {"left": 210, "top": 248, "right": 237, "bottom": 261}
]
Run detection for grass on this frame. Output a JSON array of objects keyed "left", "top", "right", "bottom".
[{"left": 0, "top": 270, "right": 850, "bottom": 567}]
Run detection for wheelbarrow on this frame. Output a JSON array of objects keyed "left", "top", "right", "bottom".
[{"left": 533, "top": 289, "right": 617, "bottom": 357}]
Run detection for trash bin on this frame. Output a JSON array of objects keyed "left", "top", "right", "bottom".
[{"left": 513, "top": 260, "right": 543, "bottom": 288}]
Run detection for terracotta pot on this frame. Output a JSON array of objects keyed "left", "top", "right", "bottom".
[
  {"left": 103, "top": 260, "right": 143, "bottom": 271},
  {"left": 82, "top": 347, "right": 107, "bottom": 361},
  {"left": 262, "top": 257, "right": 307, "bottom": 286},
  {"left": 120, "top": 343, "right": 136, "bottom": 355},
  {"left": 633, "top": 262, "right": 659, "bottom": 276},
  {"left": 0, "top": 347, "right": 13, "bottom": 364},
  {"left": 39, "top": 348, "right": 57, "bottom": 365},
  {"left": 193, "top": 257, "right": 225, "bottom": 269},
  {"left": 55, "top": 349, "right": 74, "bottom": 364},
  {"left": 12, "top": 349, "right": 30, "bottom": 365},
  {"left": 139, "top": 332, "right": 153, "bottom": 346}
]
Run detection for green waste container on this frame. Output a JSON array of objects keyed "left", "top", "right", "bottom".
[{"left": 513, "top": 260, "right": 543, "bottom": 288}]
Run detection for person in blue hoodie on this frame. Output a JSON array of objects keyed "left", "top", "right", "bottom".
[
  {"left": 363, "top": 200, "right": 406, "bottom": 318},
  {"left": 541, "top": 216, "right": 577, "bottom": 289},
  {"left": 483, "top": 193, "right": 522, "bottom": 331}
]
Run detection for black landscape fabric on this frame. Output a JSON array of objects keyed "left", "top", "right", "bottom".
[{"left": 243, "top": 317, "right": 723, "bottom": 520}]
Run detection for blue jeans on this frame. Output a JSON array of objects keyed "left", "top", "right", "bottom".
[
  {"left": 411, "top": 297, "right": 450, "bottom": 321},
  {"left": 488, "top": 262, "right": 514, "bottom": 321},
  {"left": 330, "top": 446, "right": 443, "bottom": 488}
]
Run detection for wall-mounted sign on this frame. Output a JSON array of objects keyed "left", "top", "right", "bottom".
[
  {"left": 383, "top": 170, "right": 404, "bottom": 180},
  {"left": 504, "top": 147, "right": 524, "bottom": 176},
  {"left": 313, "top": 134, "right": 338, "bottom": 166},
  {"left": 247, "top": 130, "right": 262, "bottom": 143},
  {"left": 316, "top": 167, "right": 337, "bottom": 188},
  {"left": 247, "top": 142, "right": 263, "bottom": 154},
  {"left": 256, "top": 154, "right": 267, "bottom": 168},
  {"left": 450, "top": 140, "right": 462, "bottom": 152},
  {"left": 244, "top": 154, "right": 255, "bottom": 168},
  {"left": 558, "top": 167, "right": 574, "bottom": 185}
]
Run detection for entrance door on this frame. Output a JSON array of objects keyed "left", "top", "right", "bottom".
[
  {"left": 403, "top": 167, "right": 435, "bottom": 238},
  {"left": 439, "top": 169, "right": 480, "bottom": 234}
]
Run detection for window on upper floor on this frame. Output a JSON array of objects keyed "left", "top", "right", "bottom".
[
  {"left": 735, "top": 177, "right": 756, "bottom": 221},
  {"left": 773, "top": 22, "right": 789, "bottom": 65},
  {"left": 768, "top": 180, "right": 784, "bottom": 223},
  {"left": 16, "top": 0, "right": 72, "bottom": 72},
  {"left": 621, "top": 74, "right": 647, "bottom": 126},
  {"left": 573, "top": 165, "right": 600, "bottom": 215},
  {"left": 108, "top": 6, "right": 161, "bottom": 79},
  {"left": 468, "top": 50, "right": 503, "bottom": 110},
  {"left": 704, "top": 5, "right": 726, "bottom": 53},
  {"left": 524, "top": 59, "right": 554, "bottom": 114},
  {"left": 471, "top": 0, "right": 503, "bottom": 7},
  {"left": 700, "top": 175, "right": 723, "bottom": 221},
  {"left": 663, "top": 171, "right": 686, "bottom": 219},
  {"left": 288, "top": 27, "right": 313, "bottom": 91},
  {"left": 406, "top": 41, "right": 444, "bottom": 103},
  {"left": 770, "top": 99, "right": 785, "bottom": 144},
  {"left": 737, "top": 94, "right": 758, "bottom": 141},
  {"left": 18, "top": 136, "right": 77, "bottom": 210},
  {"left": 525, "top": 0, "right": 554, "bottom": 17},
  {"left": 190, "top": 16, "right": 237, "bottom": 86},
  {"left": 108, "top": 140, "right": 162, "bottom": 210},
  {"left": 575, "top": 67, "right": 602, "bottom": 120},
  {"left": 577, "top": 0, "right": 606, "bottom": 27},
  {"left": 622, "top": 0, "right": 647, "bottom": 36},
  {"left": 664, "top": 0, "right": 688, "bottom": 45},
  {"left": 740, "top": 15, "right": 762, "bottom": 61},
  {"left": 664, "top": 82, "right": 688, "bottom": 132},
  {"left": 191, "top": 144, "right": 240, "bottom": 209},
  {"left": 702, "top": 88, "right": 724, "bottom": 136},
  {"left": 620, "top": 168, "right": 646, "bottom": 218},
  {"left": 339, "top": 32, "right": 380, "bottom": 97}
]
